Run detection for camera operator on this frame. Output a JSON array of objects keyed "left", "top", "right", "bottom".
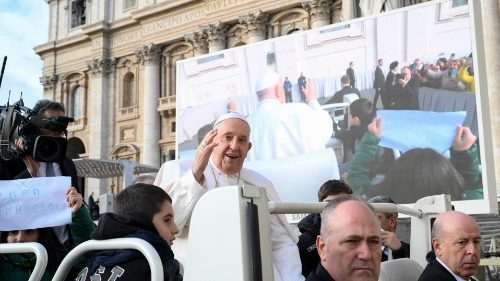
[
  {"left": 13, "top": 99, "right": 82, "bottom": 247},
  {"left": 14, "top": 99, "right": 79, "bottom": 186}
]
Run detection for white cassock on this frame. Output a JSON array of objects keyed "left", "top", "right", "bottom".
[
  {"left": 166, "top": 159, "right": 305, "bottom": 281},
  {"left": 246, "top": 99, "right": 333, "bottom": 161}
]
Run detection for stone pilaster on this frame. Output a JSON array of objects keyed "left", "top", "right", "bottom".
[
  {"left": 135, "top": 44, "right": 161, "bottom": 167},
  {"left": 239, "top": 11, "right": 268, "bottom": 44},
  {"left": 87, "top": 56, "right": 115, "bottom": 195},
  {"left": 202, "top": 22, "right": 228, "bottom": 53},
  {"left": 86, "top": 56, "right": 115, "bottom": 160},
  {"left": 302, "top": 0, "right": 332, "bottom": 28},
  {"left": 184, "top": 32, "right": 209, "bottom": 56}
]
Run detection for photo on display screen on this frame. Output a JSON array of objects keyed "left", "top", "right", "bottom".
[{"left": 175, "top": 0, "right": 496, "bottom": 214}]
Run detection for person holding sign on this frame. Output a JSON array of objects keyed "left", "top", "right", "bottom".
[
  {"left": 0, "top": 187, "right": 93, "bottom": 281},
  {"left": 12, "top": 100, "right": 87, "bottom": 271},
  {"left": 346, "top": 117, "right": 482, "bottom": 203}
]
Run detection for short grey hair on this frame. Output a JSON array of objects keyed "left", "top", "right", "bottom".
[{"left": 320, "top": 194, "right": 375, "bottom": 237}]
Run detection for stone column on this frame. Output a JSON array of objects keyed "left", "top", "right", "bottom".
[
  {"left": 340, "top": 0, "right": 355, "bottom": 21},
  {"left": 203, "top": 22, "right": 228, "bottom": 53},
  {"left": 184, "top": 32, "right": 209, "bottom": 56},
  {"left": 135, "top": 44, "right": 161, "bottom": 167},
  {"left": 87, "top": 56, "right": 114, "bottom": 194},
  {"left": 239, "top": 11, "right": 268, "bottom": 44},
  {"left": 303, "top": 0, "right": 332, "bottom": 28}
]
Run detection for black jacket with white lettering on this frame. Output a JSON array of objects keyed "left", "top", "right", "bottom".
[
  {"left": 73, "top": 213, "right": 182, "bottom": 281},
  {"left": 297, "top": 213, "right": 322, "bottom": 277}
]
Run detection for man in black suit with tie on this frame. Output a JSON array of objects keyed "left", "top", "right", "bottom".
[
  {"left": 418, "top": 211, "right": 481, "bottom": 281},
  {"left": 373, "top": 59, "right": 386, "bottom": 109},
  {"left": 14, "top": 100, "right": 81, "bottom": 250}
]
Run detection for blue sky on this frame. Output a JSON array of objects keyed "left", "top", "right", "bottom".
[{"left": 0, "top": 1, "right": 49, "bottom": 108}]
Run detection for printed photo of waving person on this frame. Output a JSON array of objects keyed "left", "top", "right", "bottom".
[{"left": 172, "top": 0, "right": 495, "bottom": 214}]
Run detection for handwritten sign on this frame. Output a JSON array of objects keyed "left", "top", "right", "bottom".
[{"left": 0, "top": 177, "right": 71, "bottom": 231}]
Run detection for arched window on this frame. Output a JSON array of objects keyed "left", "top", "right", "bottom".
[
  {"left": 122, "top": 72, "right": 135, "bottom": 108},
  {"left": 71, "top": 86, "right": 83, "bottom": 119}
]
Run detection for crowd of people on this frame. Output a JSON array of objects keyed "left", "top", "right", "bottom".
[
  {"left": 320, "top": 56, "right": 482, "bottom": 202},
  {"left": 373, "top": 54, "right": 475, "bottom": 111},
  {"left": 0, "top": 63, "right": 484, "bottom": 281}
]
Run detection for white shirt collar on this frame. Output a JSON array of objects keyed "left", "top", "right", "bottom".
[
  {"left": 436, "top": 257, "right": 468, "bottom": 281},
  {"left": 35, "top": 162, "right": 62, "bottom": 177}
]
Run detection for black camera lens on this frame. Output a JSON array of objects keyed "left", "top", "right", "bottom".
[{"left": 32, "top": 136, "right": 68, "bottom": 162}]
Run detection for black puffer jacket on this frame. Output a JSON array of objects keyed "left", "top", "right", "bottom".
[
  {"left": 74, "top": 213, "right": 182, "bottom": 281},
  {"left": 297, "top": 213, "right": 322, "bottom": 277}
]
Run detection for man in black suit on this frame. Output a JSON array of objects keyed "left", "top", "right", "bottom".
[
  {"left": 297, "top": 180, "right": 353, "bottom": 277},
  {"left": 368, "top": 196, "right": 410, "bottom": 262},
  {"left": 298, "top": 72, "right": 307, "bottom": 102},
  {"left": 14, "top": 99, "right": 79, "bottom": 188},
  {"left": 325, "top": 75, "right": 360, "bottom": 104},
  {"left": 373, "top": 59, "right": 386, "bottom": 109},
  {"left": 14, "top": 100, "right": 81, "bottom": 250},
  {"left": 384, "top": 61, "right": 399, "bottom": 109},
  {"left": 393, "top": 66, "right": 420, "bottom": 110},
  {"left": 346, "top": 61, "right": 356, "bottom": 88},
  {"left": 418, "top": 211, "right": 481, "bottom": 281},
  {"left": 306, "top": 195, "right": 381, "bottom": 281}
]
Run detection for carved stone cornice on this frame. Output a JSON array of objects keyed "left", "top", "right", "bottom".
[
  {"left": 302, "top": 0, "right": 332, "bottom": 22},
  {"left": 134, "top": 44, "right": 162, "bottom": 65},
  {"left": 201, "top": 22, "right": 228, "bottom": 47},
  {"left": 184, "top": 32, "right": 209, "bottom": 55},
  {"left": 87, "top": 57, "right": 116, "bottom": 75},
  {"left": 40, "top": 74, "right": 58, "bottom": 91}
]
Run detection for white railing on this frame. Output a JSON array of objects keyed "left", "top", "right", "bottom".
[
  {"left": 52, "top": 238, "right": 164, "bottom": 281},
  {"left": 0, "top": 242, "right": 48, "bottom": 281},
  {"left": 267, "top": 201, "right": 423, "bottom": 218}
]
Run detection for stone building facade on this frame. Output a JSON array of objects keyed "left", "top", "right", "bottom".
[{"left": 35, "top": 0, "right": 500, "bottom": 199}]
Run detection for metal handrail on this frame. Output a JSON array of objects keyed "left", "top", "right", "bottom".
[
  {"left": 0, "top": 242, "right": 48, "bottom": 281},
  {"left": 268, "top": 201, "right": 423, "bottom": 218},
  {"left": 52, "top": 238, "right": 164, "bottom": 281}
]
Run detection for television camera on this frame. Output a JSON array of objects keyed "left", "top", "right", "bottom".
[
  {"left": 0, "top": 99, "right": 74, "bottom": 162},
  {"left": 0, "top": 56, "right": 74, "bottom": 163}
]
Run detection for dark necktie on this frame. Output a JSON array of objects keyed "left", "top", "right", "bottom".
[{"left": 46, "top": 163, "right": 55, "bottom": 177}]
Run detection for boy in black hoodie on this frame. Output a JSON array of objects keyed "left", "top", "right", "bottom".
[{"left": 74, "top": 184, "right": 182, "bottom": 281}]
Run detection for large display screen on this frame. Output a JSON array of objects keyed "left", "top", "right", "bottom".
[{"left": 175, "top": 0, "right": 496, "bottom": 214}]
